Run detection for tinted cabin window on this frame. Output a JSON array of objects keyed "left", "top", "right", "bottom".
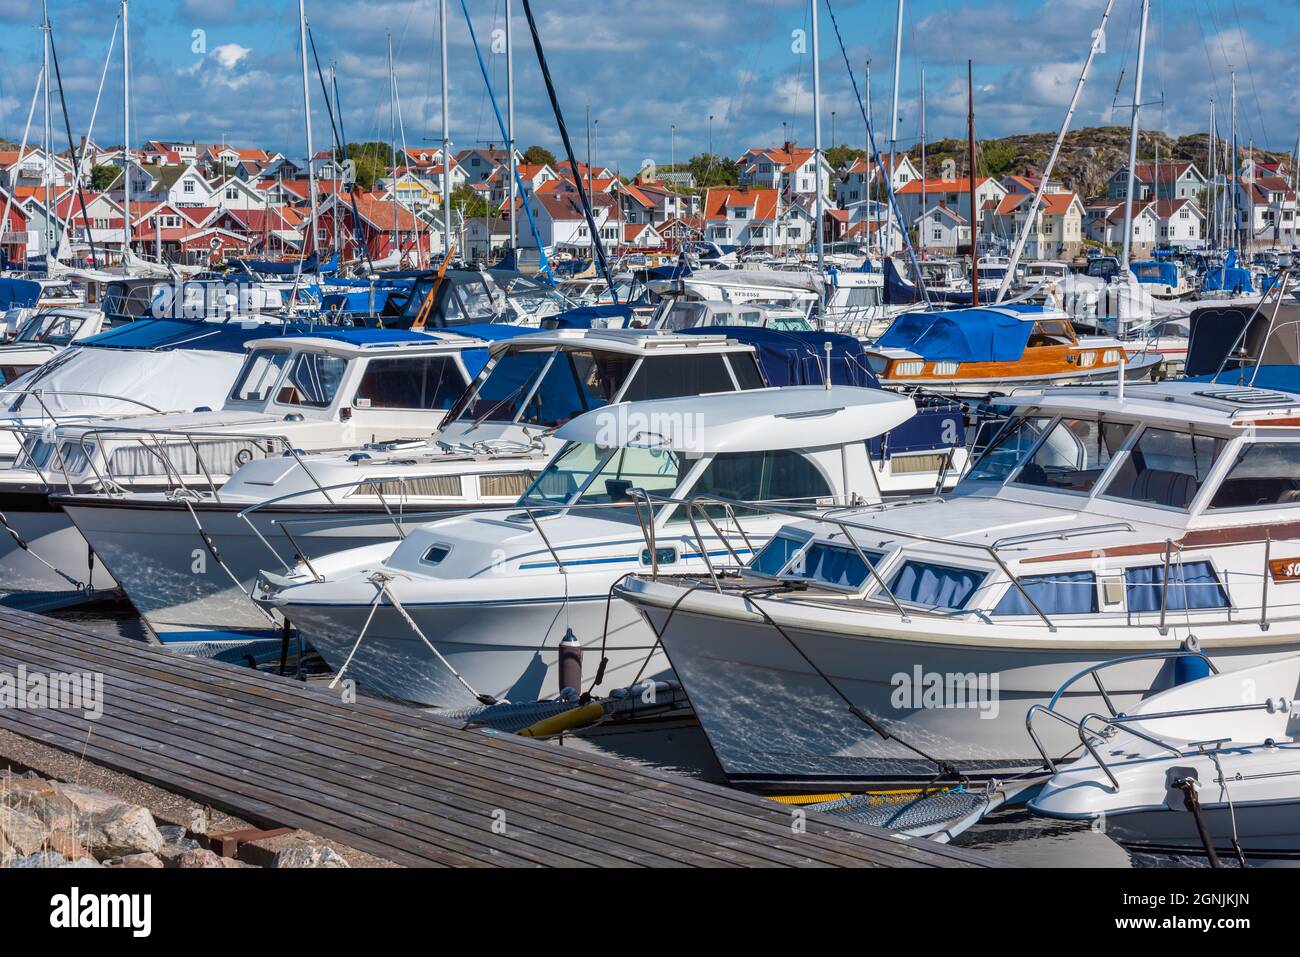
[
  {"left": 728, "top": 354, "right": 767, "bottom": 390},
  {"left": 277, "top": 352, "right": 348, "bottom": 407},
  {"left": 1015, "top": 419, "right": 1132, "bottom": 494},
  {"left": 354, "top": 356, "right": 466, "bottom": 410},
  {"left": 459, "top": 351, "right": 550, "bottom": 423},
  {"left": 1208, "top": 443, "right": 1300, "bottom": 509},
  {"left": 678, "top": 449, "right": 832, "bottom": 520},
  {"left": 1103, "top": 427, "right": 1224, "bottom": 509},
  {"left": 623, "top": 354, "right": 735, "bottom": 401},
  {"left": 961, "top": 415, "right": 1051, "bottom": 486}
]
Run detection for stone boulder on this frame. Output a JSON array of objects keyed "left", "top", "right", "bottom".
[
  {"left": 0, "top": 805, "right": 50, "bottom": 857},
  {"left": 271, "top": 845, "right": 349, "bottom": 868},
  {"left": 81, "top": 804, "right": 164, "bottom": 859}
]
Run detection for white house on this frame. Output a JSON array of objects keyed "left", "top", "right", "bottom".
[
  {"left": 737, "top": 144, "right": 834, "bottom": 198},
  {"left": 916, "top": 203, "right": 970, "bottom": 254},
  {"left": 895, "top": 176, "right": 1007, "bottom": 232},
  {"left": 834, "top": 153, "right": 920, "bottom": 207}
]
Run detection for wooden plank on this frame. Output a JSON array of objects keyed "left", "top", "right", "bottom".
[{"left": 0, "top": 610, "right": 995, "bottom": 868}]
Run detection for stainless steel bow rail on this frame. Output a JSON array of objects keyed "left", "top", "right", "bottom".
[{"left": 1024, "top": 650, "right": 1291, "bottom": 791}]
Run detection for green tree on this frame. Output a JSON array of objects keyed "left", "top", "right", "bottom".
[
  {"left": 981, "top": 140, "right": 1019, "bottom": 176},
  {"left": 523, "top": 145, "right": 557, "bottom": 167},
  {"left": 342, "top": 142, "right": 396, "bottom": 190},
  {"left": 687, "top": 153, "right": 738, "bottom": 189},
  {"left": 90, "top": 164, "right": 120, "bottom": 191},
  {"left": 451, "top": 184, "right": 490, "bottom": 221},
  {"left": 825, "top": 145, "right": 864, "bottom": 172}
]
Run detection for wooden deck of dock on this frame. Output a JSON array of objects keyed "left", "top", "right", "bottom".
[{"left": 0, "top": 608, "right": 994, "bottom": 868}]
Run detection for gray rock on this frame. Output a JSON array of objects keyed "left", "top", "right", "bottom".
[
  {"left": 7, "top": 851, "right": 65, "bottom": 868},
  {"left": 81, "top": 805, "right": 164, "bottom": 859},
  {"left": 157, "top": 825, "right": 188, "bottom": 844},
  {"left": 0, "top": 805, "right": 51, "bottom": 857},
  {"left": 171, "top": 848, "right": 226, "bottom": 869},
  {"left": 57, "top": 857, "right": 104, "bottom": 868},
  {"left": 271, "top": 845, "right": 349, "bottom": 868},
  {"left": 2, "top": 778, "right": 77, "bottom": 831},
  {"left": 52, "top": 782, "right": 128, "bottom": 819},
  {"left": 109, "top": 853, "right": 164, "bottom": 869}
]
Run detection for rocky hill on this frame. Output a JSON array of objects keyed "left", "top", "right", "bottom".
[{"left": 898, "top": 126, "right": 1291, "bottom": 199}]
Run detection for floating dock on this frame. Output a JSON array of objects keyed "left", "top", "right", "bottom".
[{"left": 0, "top": 608, "right": 994, "bottom": 868}]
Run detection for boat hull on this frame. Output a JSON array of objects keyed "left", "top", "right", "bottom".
[
  {"left": 621, "top": 580, "right": 1300, "bottom": 787},
  {"left": 0, "top": 490, "right": 116, "bottom": 593},
  {"left": 281, "top": 593, "right": 667, "bottom": 709},
  {"left": 59, "top": 497, "right": 458, "bottom": 643}
]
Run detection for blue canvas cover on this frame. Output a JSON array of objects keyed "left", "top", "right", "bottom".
[
  {"left": 875, "top": 308, "right": 1034, "bottom": 363},
  {"left": 0, "top": 277, "right": 42, "bottom": 310},
  {"left": 680, "top": 326, "right": 879, "bottom": 388},
  {"left": 1202, "top": 251, "right": 1254, "bottom": 294},
  {"left": 1131, "top": 261, "right": 1178, "bottom": 286},
  {"left": 80, "top": 318, "right": 301, "bottom": 353},
  {"left": 541, "top": 304, "right": 634, "bottom": 329}
]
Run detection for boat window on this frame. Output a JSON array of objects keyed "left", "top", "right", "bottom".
[
  {"left": 784, "top": 541, "right": 883, "bottom": 590},
  {"left": 1207, "top": 442, "right": 1300, "bottom": 509},
  {"left": 1125, "top": 561, "right": 1229, "bottom": 612},
  {"left": 521, "top": 442, "right": 685, "bottom": 508},
  {"left": 16, "top": 312, "right": 85, "bottom": 345},
  {"left": 353, "top": 356, "right": 467, "bottom": 410},
  {"left": 231, "top": 349, "right": 289, "bottom": 403},
  {"left": 675, "top": 450, "right": 833, "bottom": 521},
  {"left": 726, "top": 353, "right": 767, "bottom": 391},
  {"left": 960, "top": 415, "right": 1052, "bottom": 486},
  {"left": 277, "top": 351, "right": 348, "bottom": 408},
  {"left": 1102, "top": 427, "right": 1224, "bottom": 510},
  {"left": 1027, "top": 320, "right": 1075, "bottom": 347},
  {"left": 569, "top": 350, "right": 637, "bottom": 408},
  {"left": 456, "top": 351, "right": 551, "bottom": 423},
  {"left": 748, "top": 533, "right": 807, "bottom": 576},
  {"left": 993, "top": 571, "right": 1097, "bottom": 617},
  {"left": 887, "top": 561, "right": 984, "bottom": 611},
  {"left": 1013, "top": 419, "right": 1132, "bottom": 494},
  {"left": 622, "top": 353, "right": 736, "bottom": 400}
]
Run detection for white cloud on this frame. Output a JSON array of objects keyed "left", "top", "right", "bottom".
[{"left": 211, "top": 43, "right": 250, "bottom": 71}]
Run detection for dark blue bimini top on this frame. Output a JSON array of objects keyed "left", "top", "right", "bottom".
[
  {"left": 80, "top": 318, "right": 301, "bottom": 353},
  {"left": 681, "top": 326, "right": 879, "bottom": 388},
  {"left": 0, "top": 277, "right": 42, "bottom": 310},
  {"left": 875, "top": 308, "right": 1034, "bottom": 363},
  {"left": 1131, "top": 261, "right": 1178, "bottom": 286}
]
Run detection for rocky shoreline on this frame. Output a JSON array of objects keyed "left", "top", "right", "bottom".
[{"left": 1, "top": 770, "right": 348, "bottom": 869}]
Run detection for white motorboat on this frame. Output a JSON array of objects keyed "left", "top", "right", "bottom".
[
  {"left": 56, "top": 327, "right": 777, "bottom": 642},
  {"left": 1030, "top": 654, "right": 1300, "bottom": 865},
  {"left": 0, "top": 308, "right": 118, "bottom": 385},
  {"left": 0, "top": 277, "right": 82, "bottom": 340},
  {"left": 616, "top": 379, "right": 1300, "bottom": 787},
  {"left": 0, "top": 327, "right": 495, "bottom": 595},
  {"left": 254, "top": 385, "right": 917, "bottom": 708}
]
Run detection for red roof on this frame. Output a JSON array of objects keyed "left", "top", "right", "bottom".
[{"left": 703, "top": 187, "right": 779, "bottom": 221}]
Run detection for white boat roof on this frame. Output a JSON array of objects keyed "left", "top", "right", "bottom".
[
  {"left": 485, "top": 327, "right": 752, "bottom": 357},
  {"left": 556, "top": 385, "right": 915, "bottom": 453},
  {"left": 998, "top": 380, "right": 1300, "bottom": 430},
  {"left": 243, "top": 329, "right": 489, "bottom": 358}
]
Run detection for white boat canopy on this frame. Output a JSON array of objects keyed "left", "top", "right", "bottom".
[{"left": 555, "top": 385, "right": 915, "bottom": 454}]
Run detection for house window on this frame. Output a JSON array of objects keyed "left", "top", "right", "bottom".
[
  {"left": 183, "top": 180, "right": 194, "bottom": 193},
  {"left": 226, "top": 187, "right": 238, "bottom": 200}
]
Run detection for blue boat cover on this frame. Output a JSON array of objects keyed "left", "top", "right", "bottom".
[
  {"left": 1186, "top": 365, "right": 1300, "bottom": 396},
  {"left": 875, "top": 308, "right": 1033, "bottom": 363},
  {"left": 228, "top": 252, "right": 338, "bottom": 275},
  {"left": 1131, "top": 261, "right": 1178, "bottom": 286},
  {"left": 0, "top": 277, "right": 42, "bottom": 310},
  {"left": 1202, "top": 250, "right": 1254, "bottom": 294},
  {"left": 542, "top": 304, "right": 634, "bottom": 329},
  {"left": 80, "top": 318, "right": 300, "bottom": 353},
  {"left": 680, "top": 326, "right": 879, "bottom": 388}
]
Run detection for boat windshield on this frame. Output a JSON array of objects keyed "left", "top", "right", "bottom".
[
  {"left": 520, "top": 441, "right": 686, "bottom": 508},
  {"left": 1011, "top": 418, "right": 1133, "bottom": 494},
  {"left": 958, "top": 415, "right": 1052, "bottom": 488},
  {"left": 14, "top": 312, "right": 87, "bottom": 346},
  {"left": 453, "top": 349, "right": 636, "bottom": 426}
]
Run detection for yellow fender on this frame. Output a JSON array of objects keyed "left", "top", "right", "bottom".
[{"left": 517, "top": 701, "right": 606, "bottom": 738}]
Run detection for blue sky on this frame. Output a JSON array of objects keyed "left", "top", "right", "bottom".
[{"left": 1, "top": 0, "right": 1296, "bottom": 173}]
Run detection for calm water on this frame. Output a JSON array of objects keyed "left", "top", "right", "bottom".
[{"left": 46, "top": 600, "right": 1209, "bottom": 868}]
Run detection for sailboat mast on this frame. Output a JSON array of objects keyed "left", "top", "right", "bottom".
[
  {"left": 886, "top": 0, "right": 903, "bottom": 256},
  {"left": 810, "top": 0, "right": 824, "bottom": 277},
  {"left": 1119, "top": 0, "right": 1150, "bottom": 273},
  {"left": 298, "top": 0, "right": 318, "bottom": 258},
  {"left": 121, "top": 0, "right": 132, "bottom": 264},
  {"left": 1208, "top": 99, "right": 1215, "bottom": 248},
  {"left": 1230, "top": 72, "right": 1237, "bottom": 251},
  {"left": 440, "top": 0, "right": 451, "bottom": 259},
  {"left": 966, "top": 59, "right": 978, "bottom": 307},
  {"left": 330, "top": 62, "right": 340, "bottom": 254},
  {"left": 506, "top": 0, "right": 516, "bottom": 250},
  {"left": 388, "top": 33, "right": 397, "bottom": 260},
  {"left": 42, "top": 0, "right": 55, "bottom": 264},
  {"left": 919, "top": 65, "right": 926, "bottom": 258},
  {"left": 865, "top": 58, "right": 873, "bottom": 256}
]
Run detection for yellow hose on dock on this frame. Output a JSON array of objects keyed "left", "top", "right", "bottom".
[{"left": 517, "top": 701, "right": 606, "bottom": 738}]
